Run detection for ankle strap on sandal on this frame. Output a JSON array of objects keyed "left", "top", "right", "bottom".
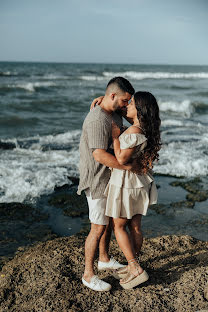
[{"left": 128, "top": 258, "right": 138, "bottom": 264}]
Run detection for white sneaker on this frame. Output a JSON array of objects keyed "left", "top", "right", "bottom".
[
  {"left": 98, "top": 257, "right": 126, "bottom": 271},
  {"left": 82, "top": 275, "right": 111, "bottom": 292}
]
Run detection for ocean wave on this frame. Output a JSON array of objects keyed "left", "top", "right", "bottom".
[
  {"left": 0, "top": 82, "right": 56, "bottom": 92},
  {"left": 79, "top": 71, "right": 208, "bottom": 81},
  {"left": 159, "top": 100, "right": 194, "bottom": 117},
  {"left": 16, "top": 81, "right": 56, "bottom": 92},
  {"left": 1, "top": 127, "right": 208, "bottom": 202},
  {"left": 161, "top": 119, "right": 207, "bottom": 132},
  {"left": 155, "top": 139, "right": 208, "bottom": 177},
  {"left": 103, "top": 71, "right": 208, "bottom": 80},
  {"left": 0, "top": 131, "right": 81, "bottom": 203},
  {"left": 3, "top": 130, "right": 81, "bottom": 150},
  {"left": 161, "top": 119, "right": 184, "bottom": 127},
  {"left": 79, "top": 75, "right": 105, "bottom": 81},
  {"left": 0, "top": 71, "right": 20, "bottom": 77},
  {"left": 0, "top": 71, "right": 11, "bottom": 76},
  {"left": 42, "top": 74, "right": 70, "bottom": 80},
  {"left": 193, "top": 102, "right": 208, "bottom": 113}
]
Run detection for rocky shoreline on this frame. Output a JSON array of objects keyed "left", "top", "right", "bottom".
[
  {"left": 0, "top": 175, "right": 208, "bottom": 311},
  {"left": 0, "top": 234, "right": 208, "bottom": 312}
]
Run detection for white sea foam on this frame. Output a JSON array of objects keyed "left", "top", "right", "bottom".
[
  {"left": 15, "top": 81, "right": 56, "bottom": 92},
  {"left": 0, "top": 130, "right": 81, "bottom": 203},
  {"left": 80, "top": 71, "right": 208, "bottom": 81},
  {"left": 155, "top": 139, "right": 208, "bottom": 177},
  {"left": 42, "top": 74, "right": 69, "bottom": 80},
  {"left": 159, "top": 100, "right": 194, "bottom": 117},
  {"left": 0, "top": 71, "right": 11, "bottom": 76},
  {"left": 80, "top": 75, "right": 105, "bottom": 81},
  {"left": 103, "top": 71, "right": 208, "bottom": 80},
  {"left": 1, "top": 126, "right": 208, "bottom": 203},
  {"left": 161, "top": 119, "right": 184, "bottom": 127}
]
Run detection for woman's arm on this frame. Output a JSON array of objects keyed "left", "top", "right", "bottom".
[
  {"left": 112, "top": 122, "right": 140, "bottom": 165},
  {"left": 90, "top": 96, "right": 104, "bottom": 110},
  {"left": 113, "top": 138, "right": 135, "bottom": 165}
]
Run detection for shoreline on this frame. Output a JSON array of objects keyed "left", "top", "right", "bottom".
[
  {"left": 0, "top": 175, "right": 208, "bottom": 310},
  {"left": 0, "top": 175, "right": 208, "bottom": 270}
]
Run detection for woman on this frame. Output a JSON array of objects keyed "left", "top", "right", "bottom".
[{"left": 93, "top": 91, "right": 161, "bottom": 289}]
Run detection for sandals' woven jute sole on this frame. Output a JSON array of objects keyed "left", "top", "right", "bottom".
[
  {"left": 112, "top": 271, "right": 128, "bottom": 279},
  {"left": 120, "top": 270, "right": 149, "bottom": 289},
  {"left": 112, "top": 266, "right": 128, "bottom": 280}
]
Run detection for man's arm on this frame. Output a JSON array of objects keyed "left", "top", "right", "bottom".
[{"left": 93, "top": 149, "right": 132, "bottom": 170}]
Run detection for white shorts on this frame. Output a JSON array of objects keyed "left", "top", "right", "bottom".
[{"left": 86, "top": 193, "right": 109, "bottom": 225}]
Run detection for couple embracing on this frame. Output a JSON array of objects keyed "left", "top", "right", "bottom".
[{"left": 77, "top": 77, "right": 161, "bottom": 291}]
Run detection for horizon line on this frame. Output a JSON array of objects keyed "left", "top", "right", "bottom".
[{"left": 0, "top": 60, "right": 208, "bottom": 67}]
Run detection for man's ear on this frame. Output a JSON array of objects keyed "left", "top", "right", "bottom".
[{"left": 110, "top": 93, "right": 115, "bottom": 101}]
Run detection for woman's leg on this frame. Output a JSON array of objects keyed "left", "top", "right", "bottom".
[
  {"left": 112, "top": 217, "right": 135, "bottom": 261},
  {"left": 128, "top": 214, "right": 143, "bottom": 257},
  {"left": 112, "top": 217, "right": 143, "bottom": 279}
]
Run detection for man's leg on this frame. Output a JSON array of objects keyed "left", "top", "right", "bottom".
[
  {"left": 84, "top": 194, "right": 124, "bottom": 280},
  {"left": 83, "top": 223, "right": 106, "bottom": 282},
  {"left": 98, "top": 218, "right": 112, "bottom": 262}
]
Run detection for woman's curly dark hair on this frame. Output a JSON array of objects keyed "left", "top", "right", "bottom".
[{"left": 134, "top": 91, "right": 162, "bottom": 174}]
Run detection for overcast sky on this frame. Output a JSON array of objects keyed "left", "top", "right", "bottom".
[{"left": 0, "top": 0, "right": 207, "bottom": 65}]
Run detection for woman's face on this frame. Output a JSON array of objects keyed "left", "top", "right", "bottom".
[{"left": 126, "top": 97, "right": 138, "bottom": 119}]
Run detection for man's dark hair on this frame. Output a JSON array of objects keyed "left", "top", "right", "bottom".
[{"left": 106, "top": 76, "right": 135, "bottom": 95}]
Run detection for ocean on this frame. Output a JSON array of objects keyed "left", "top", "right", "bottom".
[{"left": 0, "top": 61, "right": 208, "bottom": 241}]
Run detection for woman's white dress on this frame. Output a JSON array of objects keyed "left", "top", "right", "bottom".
[{"left": 104, "top": 132, "right": 158, "bottom": 219}]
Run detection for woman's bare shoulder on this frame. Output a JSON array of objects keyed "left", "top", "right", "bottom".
[{"left": 124, "top": 125, "right": 143, "bottom": 135}]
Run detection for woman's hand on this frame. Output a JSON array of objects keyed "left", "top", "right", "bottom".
[
  {"left": 112, "top": 121, "right": 121, "bottom": 139},
  {"left": 90, "top": 96, "right": 104, "bottom": 110}
]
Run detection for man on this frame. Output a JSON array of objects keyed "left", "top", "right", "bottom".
[{"left": 77, "top": 77, "right": 135, "bottom": 291}]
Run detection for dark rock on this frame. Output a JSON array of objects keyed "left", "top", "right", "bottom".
[
  {"left": 170, "top": 200, "right": 195, "bottom": 209},
  {"left": 0, "top": 202, "right": 49, "bottom": 222},
  {"left": 67, "top": 176, "right": 79, "bottom": 185},
  {"left": 170, "top": 178, "right": 208, "bottom": 203},
  {"left": 149, "top": 204, "right": 166, "bottom": 215},
  {"left": 0, "top": 202, "right": 55, "bottom": 271},
  {"left": 49, "top": 192, "right": 88, "bottom": 217},
  {"left": 0, "top": 141, "right": 16, "bottom": 150},
  {"left": 170, "top": 179, "right": 202, "bottom": 194},
  {"left": 186, "top": 192, "right": 208, "bottom": 202},
  {"left": 0, "top": 235, "right": 208, "bottom": 312},
  {"left": 54, "top": 184, "right": 71, "bottom": 192}
]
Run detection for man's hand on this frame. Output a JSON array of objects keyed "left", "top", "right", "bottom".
[
  {"left": 90, "top": 96, "right": 104, "bottom": 110},
  {"left": 130, "top": 159, "right": 142, "bottom": 175},
  {"left": 122, "top": 163, "right": 133, "bottom": 171}
]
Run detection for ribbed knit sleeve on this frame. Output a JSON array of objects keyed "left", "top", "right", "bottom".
[{"left": 87, "top": 120, "right": 110, "bottom": 150}]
